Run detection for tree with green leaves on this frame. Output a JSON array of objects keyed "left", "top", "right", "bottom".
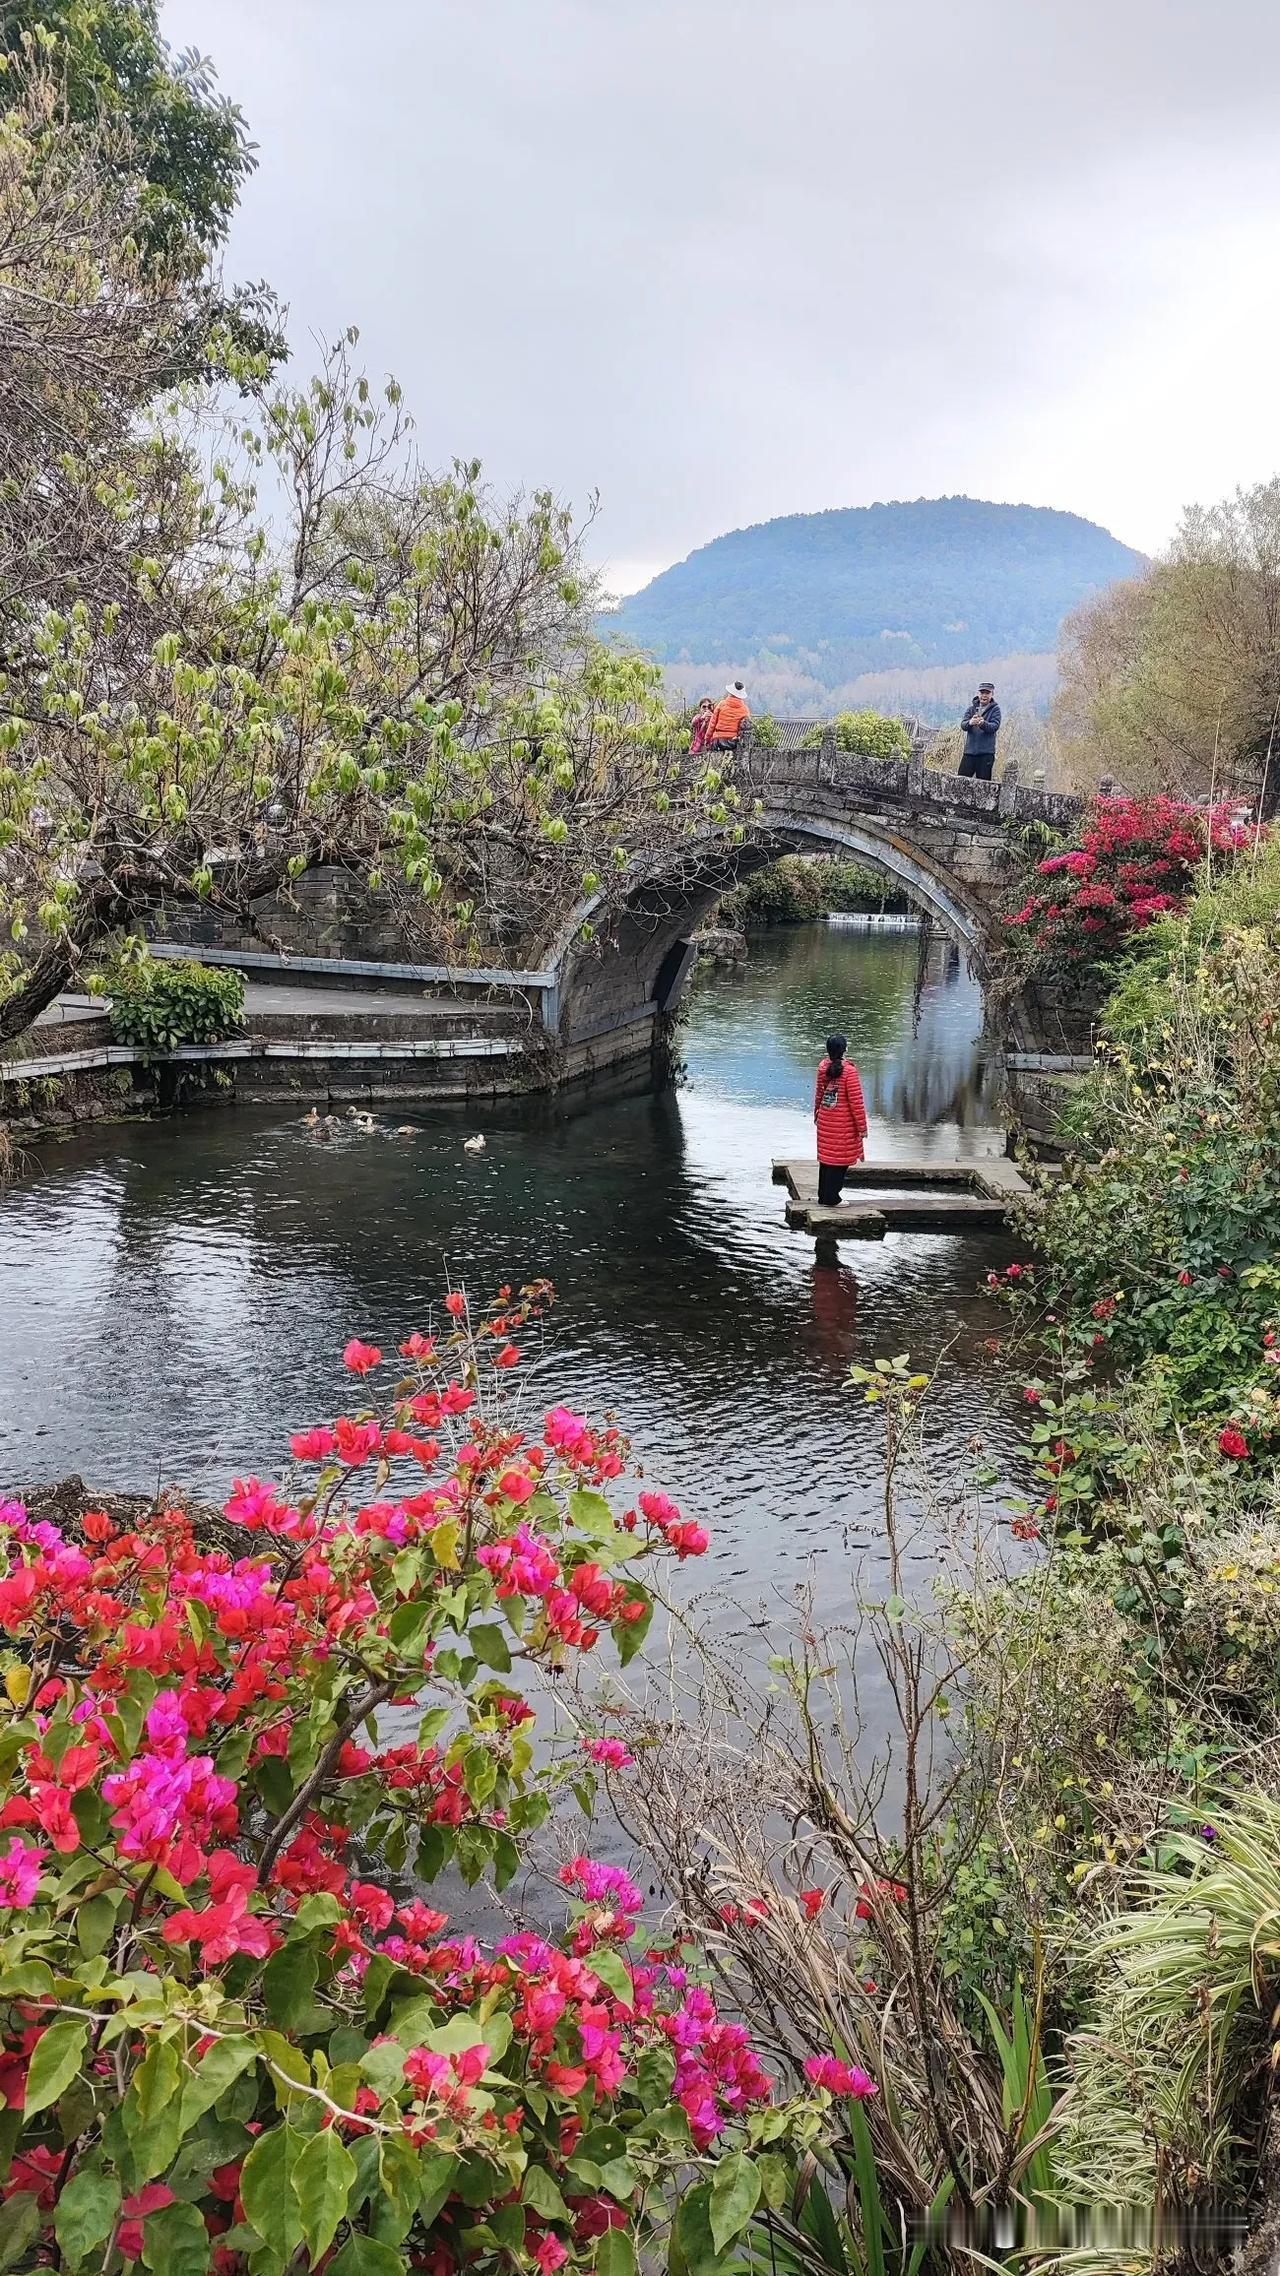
[
  {"left": 0, "top": 71, "right": 737, "bottom": 1043},
  {"left": 1054, "top": 479, "right": 1280, "bottom": 814},
  {"left": 1, "top": 0, "right": 282, "bottom": 361}
]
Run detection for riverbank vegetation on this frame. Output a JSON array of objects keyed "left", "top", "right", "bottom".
[
  {"left": 612, "top": 823, "right": 1280, "bottom": 2269},
  {"left": 718, "top": 856, "right": 911, "bottom": 927}
]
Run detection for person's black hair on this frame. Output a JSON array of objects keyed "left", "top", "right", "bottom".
[{"left": 825, "top": 1033, "right": 846, "bottom": 1063}]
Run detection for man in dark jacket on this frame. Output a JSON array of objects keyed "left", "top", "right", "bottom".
[{"left": 958, "top": 682, "right": 1001, "bottom": 779}]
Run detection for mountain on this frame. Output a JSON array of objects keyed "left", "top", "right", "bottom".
[{"left": 600, "top": 496, "right": 1145, "bottom": 721}]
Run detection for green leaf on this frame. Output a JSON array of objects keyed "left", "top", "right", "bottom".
[
  {"left": 469, "top": 1622, "right": 512, "bottom": 1672},
  {"left": 615, "top": 1594, "right": 653, "bottom": 1667},
  {"left": 181, "top": 2036, "right": 259, "bottom": 2130},
  {"left": 709, "top": 2151, "right": 761, "bottom": 2255},
  {"left": 0, "top": 2194, "right": 41, "bottom": 2270},
  {"left": 75, "top": 1892, "right": 119, "bottom": 1959},
  {"left": 587, "top": 1947, "right": 633, "bottom": 2003},
  {"left": 417, "top": 2149, "right": 459, "bottom": 2227},
  {"left": 522, "top": 2164, "right": 571, "bottom": 2222},
  {"left": 292, "top": 2123, "right": 356, "bottom": 2261},
  {"left": 54, "top": 2169, "right": 122, "bottom": 2266},
  {"left": 142, "top": 2199, "right": 211, "bottom": 2276},
  {"left": 597, "top": 2231, "right": 638, "bottom": 2276},
  {"left": 241, "top": 2125, "right": 303, "bottom": 2253},
  {"left": 673, "top": 2184, "right": 733, "bottom": 2276},
  {"left": 263, "top": 1938, "right": 320, "bottom": 2029},
  {"left": 24, "top": 2017, "right": 88, "bottom": 2116},
  {"left": 123, "top": 2035, "right": 185, "bottom": 2184},
  {"left": 330, "top": 2239, "right": 408, "bottom": 2276}
]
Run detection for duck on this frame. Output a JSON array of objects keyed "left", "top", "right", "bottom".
[
  {"left": 395, "top": 1125, "right": 416, "bottom": 1136},
  {"left": 303, "top": 1107, "right": 320, "bottom": 1127},
  {"left": 355, "top": 1114, "right": 377, "bottom": 1133},
  {"left": 463, "top": 1133, "right": 486, "bottom": 1154}
]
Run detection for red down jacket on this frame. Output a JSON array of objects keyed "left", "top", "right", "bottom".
[{"left": 813, "top": 1057, "right": 868, "bottom": 1167}]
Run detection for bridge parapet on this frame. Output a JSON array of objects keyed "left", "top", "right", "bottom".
[{"left": 732, "top": 734, "right": 1083, "bottom": 837}]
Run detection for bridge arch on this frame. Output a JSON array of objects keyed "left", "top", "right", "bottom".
[{"left": 545, "top": 809, "right": 1003, "bottom": 1061}]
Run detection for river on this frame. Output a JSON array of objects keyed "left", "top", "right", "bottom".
[{"left": 0, "top": 925, "right": 1022, "bottom": 1641}]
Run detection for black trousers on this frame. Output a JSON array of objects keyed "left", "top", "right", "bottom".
[
  {"left": 818, "top": 1163, "right": 848, "bottom": 1207},
  {"left": 958, "top": 750, "right": 995, "bottom": 780}
]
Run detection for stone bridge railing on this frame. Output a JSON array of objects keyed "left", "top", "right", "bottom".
[{"left": 730, "top": 724, "right": 1084, "bottom": 836}]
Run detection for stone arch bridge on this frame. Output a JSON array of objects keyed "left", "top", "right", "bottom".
[{"left": 549, "top": 736, "right": 1083, "bottom": 1067}]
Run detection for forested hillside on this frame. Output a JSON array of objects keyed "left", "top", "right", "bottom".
[{"left": 602, "top": 496, "right": 1144, "bottom": 719}]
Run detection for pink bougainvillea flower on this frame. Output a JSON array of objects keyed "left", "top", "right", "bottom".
[
  {"left": 0, "top": 1836, "right": 44, "bottom": 1908},
  {"left": 343, "top": 1339, "right": 383, "bottom": 1375},
  {"left": 444, "top": 1291, "right": 466, "bottom": 1318},
  {"left": 799, "top": 1887, "right": 826, "bottom": 1919},
  {"left": 804, "top": 2054, "right": 878, "bottom": 2098},
  {"left": 582, "top": 1737, "right": 634, "bottom": 1770}
]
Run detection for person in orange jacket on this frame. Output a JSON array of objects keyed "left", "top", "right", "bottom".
[
  {"left": 813, "top": 1033, "right": 868, "bottom": 1207},
  {"left": 705, "top": 680, "right": 750, "bottom": 752}
]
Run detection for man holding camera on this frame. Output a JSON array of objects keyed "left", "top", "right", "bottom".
[{"left": 958, "top": 682, "right": 1001, "bottom": 780}]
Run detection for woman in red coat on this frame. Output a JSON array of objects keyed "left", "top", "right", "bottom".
[{"left": 813, "top": 1033, "right": 868, "bottom": 1207}]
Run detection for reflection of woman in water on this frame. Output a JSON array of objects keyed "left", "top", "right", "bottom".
[
  {"left": 806, "top": 1243, "right": 859, "bottom": 1365},
  {"left": 813, "top": 1032, "right": 868, "bottom": 1207}
]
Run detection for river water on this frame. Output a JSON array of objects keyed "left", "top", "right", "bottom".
[{"left": 0, "top": 926, "right": 1022, "bottom": 1639}]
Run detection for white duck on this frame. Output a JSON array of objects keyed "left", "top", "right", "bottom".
[{"left": 463, "top": 1133, "right": 486, "bottom": 1154}]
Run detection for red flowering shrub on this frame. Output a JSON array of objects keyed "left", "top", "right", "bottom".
[
  {"left": 0, "top": 1284, "right": 847, "bottom": 2274},
  {"left": 1005, "top": 794, "right": 1255, "bottom": 963}
]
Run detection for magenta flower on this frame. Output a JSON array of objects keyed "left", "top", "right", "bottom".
[
  {"left": 0, "top": 1835, "right": 44, "bottom": 1908},
  {"left": 582, "top": 1737, "right": 634, "bottom": 1770},
  {"left": 805, "top": 2053, "right": 878, "bottom": 2098}
]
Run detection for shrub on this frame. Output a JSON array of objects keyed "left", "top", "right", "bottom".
[
  {"left": 799, "top": 710, "right": 910, "bottom": 759},
  {"left": 0, "top": 1286, "right": 840, "bottom": 2273},
  {"left": 106, "top": 949, "right": 246, "bottom": 1053},
  {"left": 1011, "top": 918, "right": 1280, "bottom": 1442},
  {"left": 1003, "top": 792, "right": 1257, "bottom": 968}
]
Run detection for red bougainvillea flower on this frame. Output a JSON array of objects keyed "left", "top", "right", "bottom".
[
  {"left": 444, "top": 1291, "right": 466, "bottom": 1318},
  {"left": 799, "top": 1888, "right": 826, "bottom": 1919},
  {"left": 804, "top": 2055, "right": 878, "bottom": 2098},
  {"left": 117, "top": 2186, "right": 175, "bottom": 2259},
  {"left": 343, "top": 1338, "right": 383, "bottom": 1375},
  {"left": 1218, "top": 1425, "right": 1250, "bottom": 1460}
]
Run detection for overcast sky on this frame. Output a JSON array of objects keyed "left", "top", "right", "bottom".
[{"left": 165, "top": 0, "right": 1280, "bottom": 593}]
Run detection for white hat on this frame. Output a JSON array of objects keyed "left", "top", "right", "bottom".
[{"left": 725, "top": 679, "right": 746, "bottom": 696}]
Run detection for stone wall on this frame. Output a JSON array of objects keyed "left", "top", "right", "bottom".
[{"left": 152, "top": 868, "right": 422, "bottom": 964}]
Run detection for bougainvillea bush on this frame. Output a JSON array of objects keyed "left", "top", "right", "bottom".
[
  {"left": 0, "top": 1287, "right": 848, "bottom": 2274},
  {"left": 1005, "top": 793, "right": 1254, "bottom": 966}
]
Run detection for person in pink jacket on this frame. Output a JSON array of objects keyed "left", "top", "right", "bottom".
[
  {"left": 688, "top": 697, "right": 715, "bottom": 756},
  {"left": 813, "top": 1033, "right": 868, "bottom": 1207}
]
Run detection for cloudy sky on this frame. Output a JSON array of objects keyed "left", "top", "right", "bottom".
[{"left": 165, "top": 0, "right": 1280, "bottom": 593}]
